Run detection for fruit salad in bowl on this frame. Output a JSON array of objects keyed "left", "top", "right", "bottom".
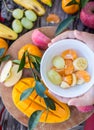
[{"left": 40, "top": 39, "right": 94, "bottom": 98}]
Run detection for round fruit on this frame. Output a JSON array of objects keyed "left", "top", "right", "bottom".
[
  {"left": 0, "top": 38, "right": 8, "bottom": 56},
  {"left": 73, "top": 57, "right": 88, "bottom": 70},
  {"left": 25, "top": 10, "right": 37, "bottom": 21},
  {"left": 52, "top": 56, "right": 65, "bottom": 69},
  {"left": 80, "top": 2, "right": 94, "bottom": 29},
  {"left": 18, "top": 44, "right": 42, "bottom": 68},
  {"left": 12, "top": 19, "right": 23, "bottom": 33},
  {"left": 12, "top": 9, "right": 24, "bottom": 19},
  {"left": 47, "top": 69, "right": 62, "bottom": 85},
  {"left": 62, "top": 0, "right": 80, "bottom": 14},
  {"left": 21, "top": 17, "right": 34, "bottom": 30}
]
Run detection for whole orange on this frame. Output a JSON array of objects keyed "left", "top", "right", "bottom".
[
  {"left": 62, "top": 0, "right": 80, "bottom": 14},
  {"left": 18, "top": 44, "right": 42, "bottom": 68},
  {"left": 0, "top": 38, "right": 8, "bottom": 56}
]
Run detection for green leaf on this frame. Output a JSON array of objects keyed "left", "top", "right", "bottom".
[
  {"left": 35, "top": 81, "right": 47, "bottom": 98},
  {"left": 0, "top": 48, "right": 5, "bottom": 57},
  {"left": 29, "top": 55, "right": 41, "bottom": 73},
  {"left": 80, "top": 0, "right": 89, "bottom": 8},
  {"left": 66, "top": 0, "right": 79, "bottom": 6},
  {"left": 32, "top": 62, "right": 40, "bottom": 73},
  {"left": 18, "top": 51, "right": 26, "bottom": 72},
  {"left": 20, "top": 88, "right": 34, "bottom": 101},
  {"left": 44, "top": 97, "right": 56, "bottom": 110},
  {"left": 55, "top": 16, "right": 76, "bottom": 36},
  {"left": 0, "top": 55, "right": 10, "bottom": 61},
  {"left": 28, "top": 110, "right": 43, "bottom": 130},
  {"left": 12, "top": 60, "right": 20, "bottom": 65}
]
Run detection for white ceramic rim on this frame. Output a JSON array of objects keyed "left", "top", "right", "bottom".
[{"left": 40, "top": 39, "right": 94, "bottom": 98}]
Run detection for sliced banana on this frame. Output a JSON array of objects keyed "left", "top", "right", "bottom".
[
  {"left": 71, "top": 73, "right": 77, "bottom": 86},
  {"left": 60, "top": 81, "right": 70, "bottom": 89},
  {"left": 52, "top": 56, "right": 65, "bottom": 69},
  {"left": 0, "top": 60, "right": 13, "bottom": 83},
  {"left": 77, "top": 79, "right": 85, "bottom": 85},
  {"left": 73, "top": 57, "right": 88, "bottom": 70}
]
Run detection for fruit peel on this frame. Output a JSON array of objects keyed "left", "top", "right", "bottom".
[{"left": 31, "top": 29, "right": 51, "bottom": 50}]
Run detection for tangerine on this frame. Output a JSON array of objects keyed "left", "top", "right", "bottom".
[
  {"left": 18, "top": 44, "right": 42, "bottom": 68},
  {"left": 62, "top": 0, "right": 80, "bottom": 14},
  {"left": 0, "top": 38, "right": 8, "bottom": 56}
]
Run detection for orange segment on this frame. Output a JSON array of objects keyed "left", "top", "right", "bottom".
[
  {"left": 52, "top": 66, "right": 65, "bottom": 76},
  {"left": 63, "top": 74, "right": 72, "bottom": 85},
  {"left": 64, "top": 59, "right": 74, "bottom": 75},
  {"left": 75, "top": 70, "right": 91, "bottom": 82},
  {"left": 62, "top": 49, "right": 78, "bottom": 60},
  {"left": 18, "top": 44, "right": 42, "bottom": 68}
]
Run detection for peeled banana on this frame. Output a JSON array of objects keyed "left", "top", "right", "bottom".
[
  {"left": 0, "top": 23, "right": 18, "bottom": 40},
  {"left": 73, "top": 57, "right": 88, "bottom": 70},
  {"left": 13, "top": 0, "right": 45, "bottom": 16}
]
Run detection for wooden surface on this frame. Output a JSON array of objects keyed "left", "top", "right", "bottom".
[
  {"left": 0, "top": 26, "right": 94, "bottom": 130},
  {"left": 0, "top": 0, "right": 94, "bottom": 130}
]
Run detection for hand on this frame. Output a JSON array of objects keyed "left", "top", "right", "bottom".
[
  {"left": 48, "top": 30, "right": 94, "bottom": 51},
  {"left": 49, "top": 86, "right": 94, "bottom": 106},
  {"left": 48, "top": 30, "right": 94, "bottom": 106}
]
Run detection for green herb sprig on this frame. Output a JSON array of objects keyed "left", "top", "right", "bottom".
[
  {"left": 0, "top": 48, "right": 10, "bottom": 65},
  {"left": 17, "top": 51, "right": 56, "bottom": 130}
]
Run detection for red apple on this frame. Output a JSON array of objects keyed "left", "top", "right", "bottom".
[{"left": 80, "top": 2, "right": 94, "bottom": 29}]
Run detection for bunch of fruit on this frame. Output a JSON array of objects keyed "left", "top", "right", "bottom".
[
  {"left": 12, "top": 8, "right": 37, "bottom": 33},
  {"left": 47, "top": 49, "right": 91, "bottom": 89}
]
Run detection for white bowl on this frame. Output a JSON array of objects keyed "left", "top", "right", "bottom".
[{"left": 40, "top": 39, "right": 94, "bottom": 98}]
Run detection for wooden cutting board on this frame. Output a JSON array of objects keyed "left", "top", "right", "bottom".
[{"left": 0, "top": 26, "right": 94, "bottom": 130}]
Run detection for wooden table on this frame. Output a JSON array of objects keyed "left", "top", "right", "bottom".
[{"left": 0, "top": 0, "right": 94, "bottom": 130}]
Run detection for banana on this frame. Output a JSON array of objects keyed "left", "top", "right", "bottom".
[
  {"left": 41, "top": 0, "right": 52, "bottom": 7},
  {"left": 77, "top": 79, "right": 84, "bottom": 85},
  {"left": 13, "top": 0, "right": 45, "bottom": 16},
  {"left": 0, "top": 23, "right": 18, "bottom": 40},
  {"left": 60, "top": 81, "right": 70, "bottom": 89},
  {"left": 73, "top": 57, "right": 88, "bottom": 70}
]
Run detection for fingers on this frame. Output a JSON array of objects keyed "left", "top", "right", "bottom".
[
  {"left": 68, "top": 87, "right": 94, "bottom": 106},
  {"left": 48, "top": 30, "right": 75, "bottom": 46},
  {"left": 74, "top": 30, "right": 94, "bottom": 51}
]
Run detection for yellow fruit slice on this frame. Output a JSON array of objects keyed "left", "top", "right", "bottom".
[
  {"left": 12, "top": 78, "right": 70, "bottom": 123},
  {"left": 73, "top": 57, "right": 88, "bottom": 70}
]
